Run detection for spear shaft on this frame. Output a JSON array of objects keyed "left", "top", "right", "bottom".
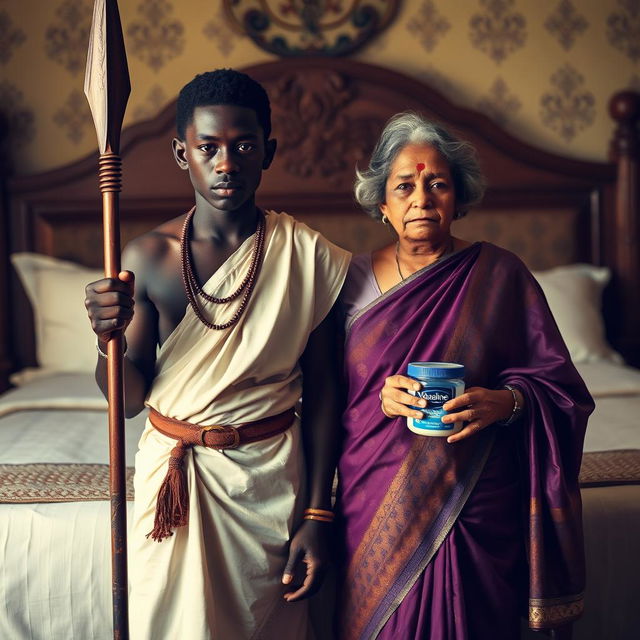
[{"left": 84, "top": 1, "right": 131, "bottom": 638}]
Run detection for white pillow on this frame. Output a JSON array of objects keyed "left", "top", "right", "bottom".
[
  {"left": 11, "top": 253, "right": 103, "bottom": 373},
  {"left": 532, "top": 264, "right": 623, "bottom": 364}
]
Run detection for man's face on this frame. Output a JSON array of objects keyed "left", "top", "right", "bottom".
[{"left": 173, "top": 104, "right": 275, "bottom": 214}]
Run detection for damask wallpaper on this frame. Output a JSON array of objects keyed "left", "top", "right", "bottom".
[{"left": 1, "top": 0, "right": 638, "bottom": 175}]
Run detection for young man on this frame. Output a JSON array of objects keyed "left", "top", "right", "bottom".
[{"left": 85, "top": 69, "right": 350, "bottom": 639}]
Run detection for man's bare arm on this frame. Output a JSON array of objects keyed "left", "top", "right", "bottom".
[
  {"left": 282, "top": 306, "right": 343, "bottom": 601},
  {"left": 299, "top": 306, "right": 343, "bottom": 510},
  {"left": 86, "top": 241, "right": 160, "bottom": 417}
]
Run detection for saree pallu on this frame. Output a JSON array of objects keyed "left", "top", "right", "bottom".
[{"left": 338, "top": 242, "right": 594, "bottom": 640}]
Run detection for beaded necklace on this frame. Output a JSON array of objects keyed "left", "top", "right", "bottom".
[{"left": 180, "top": 206, "right": 265, "bottom": 330}]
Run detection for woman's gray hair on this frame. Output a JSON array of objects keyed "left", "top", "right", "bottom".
[{"left": 354, "top": 112, "right": 486, "bottom": 220}]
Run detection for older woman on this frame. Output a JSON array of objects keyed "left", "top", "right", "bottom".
[{"left": 336, "top": 113, "right": 593, "bottom": 640}]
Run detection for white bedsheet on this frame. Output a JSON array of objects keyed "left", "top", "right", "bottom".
[
  {"left": 575, "top": 362, "right": 640, "bottom": 453},
  {"left": 1, "top": 364, "right": 638, "bottom": 640},
  {"left": 0, "top": 373, "right": 146, "bottom": 640},
  {"left": 583, "top": 396, "right": 640, "bottom": 452},
  {"left": 575, "top": 361, "right": 640, "bottom": 398}
]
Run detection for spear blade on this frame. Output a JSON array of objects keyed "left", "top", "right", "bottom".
[
  {"left": 84, "top": 2, "right": 131, "bottom": 638},
  {"left": 85, "top": 0, "right": 131, "bottom": 156}
]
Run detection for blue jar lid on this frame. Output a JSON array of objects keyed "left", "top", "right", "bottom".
[{"left": 407, "top": 362, "right": 465, "bottom": 379}]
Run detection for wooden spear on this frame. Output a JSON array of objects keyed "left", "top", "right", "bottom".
[{"left": 84, "top": 1, "right": 131, "bottom": 638}]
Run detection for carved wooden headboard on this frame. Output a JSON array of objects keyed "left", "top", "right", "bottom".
[{"left": 2, "top": 58, "right": 638, "bottom": 388}]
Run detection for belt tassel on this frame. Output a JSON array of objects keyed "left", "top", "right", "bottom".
[{"left": 146, "top": 442, "right": 190, "bottom": 542}]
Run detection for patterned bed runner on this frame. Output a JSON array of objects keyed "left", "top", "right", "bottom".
[
  {"left": 578, "top": 450, "right": 640, "bottom": 487},
  {"left": 0, "top": 451, "right": 639, "bottom": 503},
  {"left": 0, "top": 463, "right": 134, "bottom": 502}
]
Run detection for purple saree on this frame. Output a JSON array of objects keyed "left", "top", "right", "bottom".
[{"left": 337, "top": 242, "right": 593, "bottom": 640}]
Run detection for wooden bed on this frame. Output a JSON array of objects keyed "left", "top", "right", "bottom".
[{"left": 0, "top": 59, "right": 639, "bottom": 639}]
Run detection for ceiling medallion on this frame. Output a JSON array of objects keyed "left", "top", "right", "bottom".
[{"left": 223, "top": 0, "right": 400, "bottom": 57}]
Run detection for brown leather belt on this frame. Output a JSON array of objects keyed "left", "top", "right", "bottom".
[
  {"left": 148, "top": 406, "right": 295, "bottom": 450},
  {"left": 146, "top": 407, "right": 295, "bottom": 542}
]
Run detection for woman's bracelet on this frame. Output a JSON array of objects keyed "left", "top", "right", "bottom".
[
  {"left": 96, "top": 337, "right": 128, "bottom": 359},
  {"left": 497, "top": 384, "right": 522, "bottom": 426},
  {"left": 303, "top": 508, "right": 335, "bottom": 523}
]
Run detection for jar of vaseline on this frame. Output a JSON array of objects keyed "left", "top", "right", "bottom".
[{"left": 407, "top": 362, "right": 465, "bottom": 437}]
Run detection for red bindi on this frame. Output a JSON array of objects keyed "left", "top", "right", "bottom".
[{"left": 416, "top": 163, "right": 425, "bottom": 173}]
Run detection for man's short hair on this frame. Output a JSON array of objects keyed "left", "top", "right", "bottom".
[{"left": 176, "top": 68, "right": 271, "bottom": 141}]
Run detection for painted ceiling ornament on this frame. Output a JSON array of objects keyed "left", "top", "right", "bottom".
[{"left": 222, "top": 0, "right": 400, "bottom": 56}]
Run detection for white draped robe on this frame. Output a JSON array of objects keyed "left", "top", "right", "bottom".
[{"left": 128, "top": 212, "right": 350, "bottom": 640}]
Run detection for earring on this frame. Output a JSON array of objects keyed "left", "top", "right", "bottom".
[{"left": 381, "top": 215, "right": 389, "bottom": 225}]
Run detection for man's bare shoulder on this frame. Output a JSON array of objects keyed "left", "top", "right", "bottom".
[{"left": 122, "top": 213, "right": 186, "bottom": 269}]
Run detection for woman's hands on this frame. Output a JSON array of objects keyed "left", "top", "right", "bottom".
[
  {"left": 442, "top": 387, "right": 515, "bottom": 443},
  {"left": 281, "top": 519, "right": 330, "bottom": 602},
  {"left": 379, "top": 375, "right": 426, "bottom": 420},
  {"left": 379, "top": 375, "right": 518, "bottom": 443}
]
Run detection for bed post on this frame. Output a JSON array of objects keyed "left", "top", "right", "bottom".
[
  {"left": 609, "top": 91, "right": 640, "bottom": 367},
  {"left": 0, "top": 111, "right": 11, "bottom": 393}
]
